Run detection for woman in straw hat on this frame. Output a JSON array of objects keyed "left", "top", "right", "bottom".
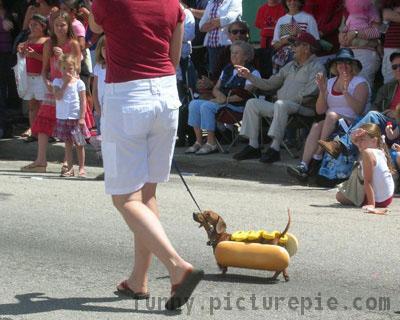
[{"left": 287, "top": 47, "right": 370, "bottom": 181}]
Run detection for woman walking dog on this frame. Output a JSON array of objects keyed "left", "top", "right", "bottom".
[{"left": 90, "top": 0, "right": 203, "bottom": 310}]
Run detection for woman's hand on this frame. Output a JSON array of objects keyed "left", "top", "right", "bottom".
[
  {"left": 235, "top": 65, "right": 251, "bottom": 79},
  {"left": 78, "top": 118, "right": 86, "bottom": 127},
  {"left": 362, "top": 205, "right": 388, "bottom": 215},
  {"left": 350, "top": 128, "right": 367, "bottom": 145},
  {"left": 392, "top": 143, "right": 400, "bottom": 151},
  {"left": 342, "top": 72, "right": 350, "bottom": 94},
  {"left": 385, "top": 123, "right": 395, "bottom": 139},
  {"left": 25, "top": 46, "right": 37, "bottom": 58},
  {"left": 53, "top": 46, "right": 63, "bottom": 58},
  {"left": 315, "top": 72, "right": 327, "bottom": 92}
]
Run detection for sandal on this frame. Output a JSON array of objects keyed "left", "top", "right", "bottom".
[
  {"left": 185, "top": 142, "right": 202, "bottom": 154},
  {"left": 21, "top": 128, "right": 31, "bottom": 137},
  {"left": 165, "top": 268, "right": 204, "bottom": 310},
  {"left": 78, "top": 170, "right": 86, "bottom": 178},
  {"left": 60, "top": 164, "right": 69, "bottom": 175},
  {"left": 21, "top": 163, "right": 47, "bottom": 173},
  {"left": 60, "top": 168, "right": 74, "bottom": 177},
  {"left": 115, "top": 280, "right": 150, "bottom": 300},
  {"left": 195, "top": 143, "right": 218, "bottom": 155}
]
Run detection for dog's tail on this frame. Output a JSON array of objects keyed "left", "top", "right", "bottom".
[{"left": 273, "top": 209, "right": 291, "bottom": 245}]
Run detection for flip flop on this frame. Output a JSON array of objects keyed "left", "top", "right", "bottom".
[
  {"left": 115, "top": 280, "right": 150, "bottom": 300},
  {"left": 165, "top": 268, "right": 204, "bottom": 310},
  {"left": 20, "top": 163, "right": 47, "bottom": 173}
]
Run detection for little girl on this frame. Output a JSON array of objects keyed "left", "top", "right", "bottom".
[
  {"left": 340, "top": 0, "right": 380, "bottom": 47},
  {"left": 17, "top": 14, "right": 49, "bottom": 142},
  {"left": 53, "top": 54, "right": 90, "bottom": 177},
  {"left": 92, "top": 35, "right": 106, "bottom": 136},
  {"left": 21, "top": 11, "right": 81, "bottom": 173},
  {"left": 336, "top": 123, "right": 395, "bottom": 214}
]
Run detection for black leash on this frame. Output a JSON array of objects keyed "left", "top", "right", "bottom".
[{"left": 172, "top": 160, "right": 202, "bottom": 212}]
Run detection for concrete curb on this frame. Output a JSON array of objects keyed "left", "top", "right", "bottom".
[{"left": 0, "top": 137, "right": 301, "bottom": 182}]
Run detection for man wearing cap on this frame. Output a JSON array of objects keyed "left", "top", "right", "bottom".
[{"left": 233, "top": 32, "right": 325, "bottom": 163}]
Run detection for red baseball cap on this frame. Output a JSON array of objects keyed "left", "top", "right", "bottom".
[{"left": 293, "top": 32, "right": 319, "bottom": 49}]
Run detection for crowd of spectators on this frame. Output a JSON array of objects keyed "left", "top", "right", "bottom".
[{"left": 1, "top": 0, "right": 400, "bottom": 202}]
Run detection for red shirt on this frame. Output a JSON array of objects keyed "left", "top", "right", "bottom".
[
  {"left": 304, "top": 0, "right": 343, "bottom": 56},
  {"left": 92, "top": 0, "right": 184, "bottom": 83},
  {"left": 26, "top": 43, "right": 44, "bottom": 74},
  {"left": 255, "top": 3, "right": 285, "bottom": 48}
]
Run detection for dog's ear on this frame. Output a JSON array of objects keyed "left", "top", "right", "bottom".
[{"left": 215, "top": 217, "right": 227, "bottom": 234}]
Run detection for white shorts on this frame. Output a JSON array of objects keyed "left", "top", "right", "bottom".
[
  {"left": 101, "top": 75, "right": 181, "bottom": 195},
  {"left": 23, "top": 75, "right": 46, "bottom": 101}
]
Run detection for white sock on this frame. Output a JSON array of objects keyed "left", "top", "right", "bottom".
[
  {"left": 270, "top": 140, "right": 280, "bottom": 151},
  {"left": 249, "top": 138, "right": 259, "bottom": 149},
  {"left": 312, "top": 154, "right": 322, "bottom": 161},
  {"left": 300, "top": 161, "right": 308, "bottom": 170}
]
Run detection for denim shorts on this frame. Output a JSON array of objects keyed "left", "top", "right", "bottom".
[{"left": 101, "top": 75, "right": 180, "bottom": 195}]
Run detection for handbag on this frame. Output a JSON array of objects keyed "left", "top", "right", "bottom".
[
  {"left": 13, "top": 53, "right": 28, "bottom": 98},
  {"left": 338, "top": 161, "right": 365, "bottom": 207}
]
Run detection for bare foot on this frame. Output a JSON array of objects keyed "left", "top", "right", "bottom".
[
  {"left": 118, "top": 278, "right": 148, "bottom": 294},
  {"left": 170, "top": 261, "right": 194, "bottom": 287},
  {"left": 78, "top": 168, "right": 86, "bottom": 177}
]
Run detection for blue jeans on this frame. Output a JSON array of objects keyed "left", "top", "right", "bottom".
[
  {"left": 340, "top": 111, "right": 395, "bottom": 153},
  {"left": 188, "top": 99, "right": 243, "bottom": 131}
]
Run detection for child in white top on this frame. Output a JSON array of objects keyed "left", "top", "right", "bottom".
[
  {"left": 92, "top": 35, "right": 106, "bottom": 136},
  {"left": 336, "top": 123, "right": 395, "bottom": 214},
  {"left": 53, "top": 54, "right": 90, "bottom": 177}
]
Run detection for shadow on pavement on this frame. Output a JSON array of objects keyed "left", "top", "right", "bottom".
[
  {"left": 203, "top": 273, "right": 281, "bottom": 285},
  {"left": 0, "top": 292, "right": 182, "bottom": 316}
]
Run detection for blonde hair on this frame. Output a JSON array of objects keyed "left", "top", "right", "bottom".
[
  {"left": 59, "top": 53, "right": 80, "bottom": 74},
  {"left": 95, "top": 35, "right": 106, "bottom": 67},
  {"left": 329, "top": 61, "right": 361, "bottom": 76},
  {"left": 359, "top": 123, "right": 395, "bottom": 174}
]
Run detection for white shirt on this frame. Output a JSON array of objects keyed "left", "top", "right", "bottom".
[
  {"left": 199, "top": 0, "right": 242, "bottom": 47},
  {"left": 93, "top": 64, "right": 106, "bottom": 108},
  {"left": 326, "top": 76, "right": 370, "bottom": 120},
  {"left": 361, "top": 148, "right": 394, "bottom": 202},
  {"left": 272, "top": 12, "right": 320, "bottom": 44},
  {"left": 52, "top": 78, "right": 86, "bottom": 120}
]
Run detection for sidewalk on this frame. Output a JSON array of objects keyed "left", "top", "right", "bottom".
[{"left": 0, "top": 136, "right": 300, "bottom": 182}]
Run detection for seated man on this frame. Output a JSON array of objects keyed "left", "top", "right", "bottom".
[
  {"left": 319, "top": 51, "right": 400, "bottom": 158},
  {"left": 233, "top": 32, "right": 325, "bottom": 163}
]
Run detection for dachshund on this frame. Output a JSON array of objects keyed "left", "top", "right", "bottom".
[{"left": 193, "top": 210, "right": 291, "bottom": 281}]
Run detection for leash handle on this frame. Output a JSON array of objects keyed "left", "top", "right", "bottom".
[{"left": 172, "top": 160, "right": 202, "bottom": 212}]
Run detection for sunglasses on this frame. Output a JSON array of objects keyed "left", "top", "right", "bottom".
[
  {"left": 230, "top": 29, "right": 247, "bottom": 35},
  {"left": 392, "top": 63, "right": 400, "bottom": 70}
]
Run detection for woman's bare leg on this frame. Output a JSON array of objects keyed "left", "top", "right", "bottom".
[
  {"left": 112, "top": 185, "right": 193, "bottom": 288},
  {"left": 34, "top": 133, "right": 49, "bottom": 166},
  {"left": 316, "top": 112, "right": 340, "bottom": 154},
  {"left": 336, "top": 191, "right": 355, "bottom": 205},
  {"left": 302, "top": 121, "right": 324, "bottom": 165},
  {"left": 193, "top": 127, "right": 202, "bottom": 144},
  {"left": 76, "top": 145, "right": 85, "bottom": 175},
  {"left": 64, "top": 141, "right": 74, "bottom": 170}
]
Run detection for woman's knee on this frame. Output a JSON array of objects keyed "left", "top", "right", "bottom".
[{"left": 326, "top": 111, "right": 339, "bottom": 121}]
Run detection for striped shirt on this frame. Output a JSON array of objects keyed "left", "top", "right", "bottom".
[
  {"left": 384, "top": 22, "right": 400, "bottom": 48},
  {"left": 207, "top": 0, "right": 223, "bottom": 47}
]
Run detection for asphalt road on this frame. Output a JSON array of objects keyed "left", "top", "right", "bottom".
[{"left": 0, "top": 160, "right": 399, "bottom": 320}]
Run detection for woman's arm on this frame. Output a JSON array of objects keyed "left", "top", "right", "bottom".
[
  {"left": 41, "top": 39, "right": 52, "bottom": 92},
  {"left": 343, "top": 81, "right": 369, "bottom": 115},
  {"left": 78, "top": 89, "right": 87, "bottom": 125},
  {"left": 22, "top": 5, "right": 34, "bottom": 30},
  {"left": 92, "top": 76, "right": 101, "bottom": 114},
  {"left": 211, "top": 79, "right": 227, "bottom": 104},
  {"left": 362, "top": 149, "right": 376, "bottom": 207},
  {"left": 88, "top": 11, "right": 104, "bottom": 34},
  {"left": 169, "top": 22, "right": 184, "bottom": 69}
]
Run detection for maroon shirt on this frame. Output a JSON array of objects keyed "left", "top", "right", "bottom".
[
  {"left": 304, "top": 0, "right": 343, "bottom": 56},
  {"left": 92, "top": 0, "right": 184, "bottom": 83}
]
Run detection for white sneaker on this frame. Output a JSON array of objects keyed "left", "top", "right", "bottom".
[
  {"left": 195, "top": 143, "right": 218, "bottom": 155},
  {"left": 185, "top": 142, "right": 202, "bottom": 154}
]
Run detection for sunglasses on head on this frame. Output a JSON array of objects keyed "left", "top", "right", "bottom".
[
  {"left": 392, "top": 63, "right": 400, "bottom": 70},
  {"left": 230, "top": 29, "right": 247, "bottom": 35}
]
